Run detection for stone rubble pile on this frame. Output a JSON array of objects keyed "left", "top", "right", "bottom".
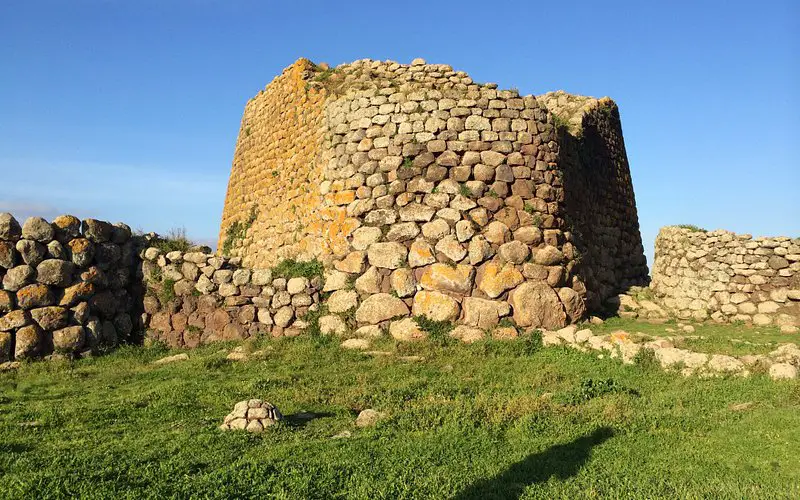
[
  {"left": 220, "top": 399, "right": 283, "bottom": 432},
  {"left": 540, "top": 324, "right": 799, "bottom": 380}
]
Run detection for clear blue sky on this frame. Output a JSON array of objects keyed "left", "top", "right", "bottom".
[{"left": 1, "top": 0, "right": 797, "bottom": 265}]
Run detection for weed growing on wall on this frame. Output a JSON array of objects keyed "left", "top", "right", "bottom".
[
  {"left": 222, "top": 206, "right": 258, "bottom": 256},
  {"left": 412, "top": 315, "right": 455, "bottom": 346},
  {"left": 272, "top": 258, "right": 324, "bottom": 280},
  {"left": 676, "top": 224, "right": 707, "bottom": 233},
  {"left": 151, "top": 227, "right": 194, "bottom": 253}
]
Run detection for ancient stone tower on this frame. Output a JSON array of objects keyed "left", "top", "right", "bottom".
[{"left": 219, "top": 58, "right": 648, "bottom": 328}]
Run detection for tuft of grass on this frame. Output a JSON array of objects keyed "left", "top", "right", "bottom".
[
  {"left": 412, "top": 315, "right": 455, "bottom": 346},
  {"left": 458, "top": 183, "right": 471, "bottom": 197},
  {"left": 402, "top": 157, "right": 414, "bottom": 169},
  {"left": 632, "top": 347, "right": 659, "bottom": 371},
  {"left": 151, "top": 227, "right": 193, "bottom": 253},
  {"left": 551, "top": 113, "right": 570, "bottom": 131},
  {"left": 157, "top": 278, "right": 176, "bottom": 305},
  {"left": 676, "top": 224, "right": 706, "bottom": 233},
  {"left": 556, "top": 378, "right": 638, "bottom": 405},
  {"left": 272, "top": 258, "right": 324, "bottom": 280}
]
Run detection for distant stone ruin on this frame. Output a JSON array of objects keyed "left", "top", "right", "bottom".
[
  {"left": 651, "top": 226, "right": 799, "bottom": 326},
  {"left": 219, "top": 57, "right": 649, "bottom": 330}
]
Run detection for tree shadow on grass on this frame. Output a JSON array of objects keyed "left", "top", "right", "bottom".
[{"left": 454, "top": 426, "right": 615, "bottom": 499}]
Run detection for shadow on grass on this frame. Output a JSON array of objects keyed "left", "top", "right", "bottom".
[
  {"left": 283, "top": 411, "right": 334, "bottom": 428},
  {"left": 454, "top": 426, "right": 615, "bottom": 499}
]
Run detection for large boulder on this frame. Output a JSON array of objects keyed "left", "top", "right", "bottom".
[
  {"left": 15, "top": 324, "right": 43, "bottom": 359},
  {"left": 327, "top": 290, "right": 359, "bottom": 314},
  {"left": 389, "top": 317, "right": 426, "bottom": 341},
  {"left": 67, "top": 238, "right": 95, "bottom": 267},
  {"left": 0, "top": 291, "right": 14, "bottom": 314},
  {"left": 0, "top": 213, "right": 22, "bottom": 241},
  {"left": 0, "top": 310, "right": 31, "bottom": 331},
  {"left": 2, "top": 265, "right": 36, "bottom": 291},
  {"left": 412, "top": 291, "right": 460, "bottom": 322},
  {"left": 15, "top": 284, "right": 56, "bottom": 310},
  {"left": 52, "top": 326, "right": 86, "bottom": 354},
  {"left": 16, "top": 239, "right": 47, "bottom": 266},
  {"left": 31, "top": 306, "right": 69, "bottom": 331},
  {"left": 36, "top": 259, "right": 75, "bottom": 287},
  {"left": 367, "top": 242, "right": 408, "bottom": 269},
  {"left": 355, "top": 293, "right": 409, "bottom": 324},
  {"left": 0, "top": 241, "right": 16, "bottom": 269},
  {"left": 477, "top": 262, "right": 524, "bottom": 298},
  {"left": 82, "top": 219, "right": 113, "bottom": 243},
  {"left": 509, "top": 282, "right": 567, "bottom": 329},
  {"left": 558, "top": 287, "right": 587, "bottom": 323},
  {"left": 419, "top": 263, "right": 474, "bottom": 294},
  {"left": 533, "top": 245, "right": 564, "bottom": 266},
  {"left": 462, "top": 297, "right": 511, "bottom": 329},
  {"left": 52, "top": 215, "right": 82, "bottom": 241},
  {"left": 0, "top": 331, "right": 11, "bottom": 362},
  {"left": 21, "top": 217, "right": 54, "bottom": 242}
]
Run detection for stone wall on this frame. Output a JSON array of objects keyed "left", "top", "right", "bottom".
[
  {"left": 0, "top": 213, "right": 144, "bottom": 361},
  {"left": 140, "top": 248, "right": 323, "bottom": 348},
  {"left": 218, "top": 59, "right": 331, "bottom": 267},
  {"left": 651, "top": 226, "right": 800, "bottom": 326},
  {"left": 538, "top": 91, "right": 649, "bottom": 310},
  {"left": 217, "top": 57, "right": 650, "bottom": 331}
]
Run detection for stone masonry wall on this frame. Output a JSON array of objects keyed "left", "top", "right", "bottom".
[
  {"left": 140, "top": 247, "right": 322, "bottom": 348},
  {"left": 217, "top": 57, "right": 649, "bottom": 332},
  {"left": 538, "top": 91, "right": 649, "bottom": 310},
  {"left": 651, "top": 226, "right": 800, "bottom": 326},
  {"left": 0, "top": 213, "right": 144, "bottom": 362},
  {"left": 219, "top": 59, "right": 331, "bottom": 267}
]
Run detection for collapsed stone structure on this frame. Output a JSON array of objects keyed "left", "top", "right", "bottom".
[
  {"left": 651, "top": 226, "right": 800, "bottom": 326},
  {"left": 219, "top": 57, "right": 649, "bottom": 331},
  {"left": 0, "top": 213, "right": 143, "bottom": 361}
]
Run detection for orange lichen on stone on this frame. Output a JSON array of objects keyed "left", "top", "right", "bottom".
[{"left": 218, "top": 58, "right": 329, "bottom": 268}]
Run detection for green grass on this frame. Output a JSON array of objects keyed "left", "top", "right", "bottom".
[
  {"left": 590, "top": 317, "right": 793, "bottom": 356},
  {"left": 675, "top": 224, "right": 706, "bottom": 232},
  {"left": 0, "top": 327, "right": 798, "bottom": 498},
  {"left": 272, "top": 258, "right": 324, "bottom": 280},
  {"left": 150, "top": 227, "right": 194, "bottom": 253}
]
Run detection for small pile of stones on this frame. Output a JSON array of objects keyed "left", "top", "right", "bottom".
[{"left": 220, "top": 399, "right": 282, "bottom": 433}]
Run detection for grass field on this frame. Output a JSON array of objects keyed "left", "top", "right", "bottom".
[{"left": 1, "top": 321, "right": 799, "bottom": 499}]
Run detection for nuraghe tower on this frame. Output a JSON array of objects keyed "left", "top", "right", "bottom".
[{"left": 219, "top": 58, "right": 648, "bottom": 328}]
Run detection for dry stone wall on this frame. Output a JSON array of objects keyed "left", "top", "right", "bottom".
[
  {"left": 218, "top": 57, "right": 649, "bottom": 330},
  {"left": 0, "top": 213, "right": 144, "bottom": 362},
  {"left": 219, "top": 59, "right": 331, "bottom": 266},
  {"left": 538, "top": 92, "right": 649, "bottom": 311},
  {"left": 651, "top": 226, "right": 800, "bottom": 326},
  {"left": 140, "top": 248, "right": 323, "bottom": 348}
]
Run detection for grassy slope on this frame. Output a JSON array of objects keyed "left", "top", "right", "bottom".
[{"left": 0, "top": 329, "right": 799, "bottom": 499}]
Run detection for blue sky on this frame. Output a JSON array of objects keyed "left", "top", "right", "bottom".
[{"left": 1, "top": 0, "right": 797, "bottom": 263}]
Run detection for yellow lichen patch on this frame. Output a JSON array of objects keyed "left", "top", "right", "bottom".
[
  {"left": 419, "top": 264, "right": 474, "bottom": 295},
  {"left": 609, "top": 330, "right": 631, "bottom": 343},
  {"left": 478, "top": 262, "right": 524, "bottom": 299}
]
